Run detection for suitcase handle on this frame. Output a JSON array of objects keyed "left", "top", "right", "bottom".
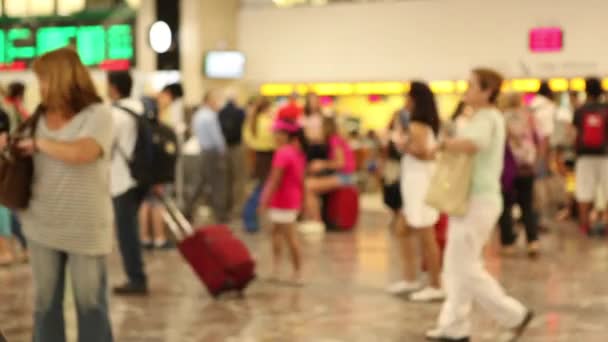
[
  {"left": 158, "top": 194, "right": 194, "bottom": 240},
  {"left": 162, "top": 210, "right": 186, "bottom": 241}
]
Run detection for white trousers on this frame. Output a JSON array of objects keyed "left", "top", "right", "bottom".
[{"left": 437, "top": 197, "right": 526, "bottom": 337}]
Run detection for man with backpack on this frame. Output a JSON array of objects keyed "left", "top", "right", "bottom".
[
  {"left": 572, "top": 77, "right": 608, "bottom": 235},
  {"left": 108, "top": 71, "right": 149, "bottom": 295},
  {"left": 218, "top": 92, "right": 246, "bottom": 218}
]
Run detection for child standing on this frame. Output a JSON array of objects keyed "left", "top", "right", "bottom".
[{"left": 259, "top": 119, "right": 307, "bottom": 283}]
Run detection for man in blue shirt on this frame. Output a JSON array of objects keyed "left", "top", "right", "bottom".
[{"left": 187, "top": 90, "right": 230, "bottom": 223}]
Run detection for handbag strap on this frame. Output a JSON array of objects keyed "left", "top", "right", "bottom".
[
  {"left": 2, "top": 106, "right": 43, "bottom": 154},
  {"left": 14, "top": 105, "right": 43, "bottom": 139},
  {"left": 25, "top": 105, "right": 43, "bottom": 135}
]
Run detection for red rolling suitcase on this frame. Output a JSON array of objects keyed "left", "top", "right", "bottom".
[
  {"left": 326, "top": 187, "right": 359, "bottom": 230},
  {"left": 161, "top": 197, "right": 256, "bottom": 297}
]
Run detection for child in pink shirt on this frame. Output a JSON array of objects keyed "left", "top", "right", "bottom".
[{"left": 259, "top": 119, "right": 307, "bottom": 283}]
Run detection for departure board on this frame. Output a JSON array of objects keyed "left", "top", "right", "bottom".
[{"left": 0, "top": 23, "right": 135, "bottom": 70}]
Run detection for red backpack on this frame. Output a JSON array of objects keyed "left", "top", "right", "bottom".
[{"left": 580, "top": 109, "right": 607, "bottom": 149}]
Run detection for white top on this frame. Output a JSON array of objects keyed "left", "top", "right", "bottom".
[
  {"left": 555, "top": 106, "right": 574, "bottom": 123},
  {"left": 111, "top": 98, "right": 144, "bottom": 197},
  {"left": 167, "top": 99, "right": 186, "bottom": 136},
  {"left": 20, "top": 103, "right": 114, "bottom": 255},
  {"left": 530, "top": 95, "right": 557, "bottom": 139},
  {"left": 400, "top": 124, "right": 438, "bottom": 227},
  {"left": 402, "top": 125, "right": 437, "bottom": 166}
]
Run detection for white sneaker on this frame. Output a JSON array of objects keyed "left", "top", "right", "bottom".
[
  {"left": 386, "top": 280, "right": 421, "bottom": 294},
  {"left": 410, "top": 286, "right": 445, "bottom": 302},
  {"left": 425, "top": 328, "right": 470, "bottom": 341},
  {"left": 298, "top": 221, "right": 325, "bottom": 234},
  {"left": 425, "top": 328, "right": 442, "bottom": 340}
]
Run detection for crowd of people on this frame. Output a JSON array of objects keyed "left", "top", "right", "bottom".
[
  {"left": 0, "top": 46, "right": 606, "bottom": 342},
  {"left": 375, "top": 74, "right": 608, "bottom": 340}
]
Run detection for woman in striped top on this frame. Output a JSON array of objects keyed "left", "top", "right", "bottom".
[{"left": 11, "top": 48, "right": 114, "bottom": 342}]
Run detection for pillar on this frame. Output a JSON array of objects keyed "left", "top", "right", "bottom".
[{"left": 179, "top": 0, "right": 240, "bottom": 107}]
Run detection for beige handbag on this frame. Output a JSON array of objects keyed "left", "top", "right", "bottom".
[{"left": 425, "top": 151, "right": 474, "bottom": 216}]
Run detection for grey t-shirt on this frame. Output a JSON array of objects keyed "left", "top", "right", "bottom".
[{"left": 20, "top": 103, "right": 114, "bottom": 255}]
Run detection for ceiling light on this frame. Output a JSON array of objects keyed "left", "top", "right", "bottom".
[
  {"left": 125, "top": 0, "right": 141, "bottom": 9},
  {"left": 57, "top": 0, "right": 85, "bottom": 16},
  {"left": 149, "top": 21, "right": 172, "bottom": 54}
]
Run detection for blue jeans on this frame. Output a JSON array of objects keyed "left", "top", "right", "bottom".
[
  {"left": 11, "top": 213, "right": 26, "bottom": 249},
  {"left": 113, "top": 187, "right": 147, "bottom": 286},
  {"left": 29, "top": 241, "right": 113, "bottom": 342}
]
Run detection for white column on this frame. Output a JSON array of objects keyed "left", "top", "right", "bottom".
[
  {"left": 136, "top": 0, "right": 157, "bottom": 73},
  {"left": 179, "top": 0, "right": 204, "bottom": 106}
]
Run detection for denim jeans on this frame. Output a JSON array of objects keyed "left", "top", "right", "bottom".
[
  {"left": 113, "top": 187, "right": 147, "bottom": 286},
  {"left": 29, "top": 240, "right": 113, "bottom": 342},
  {"left": 11, "top": 212, "right": 26, "bottom": 249}
]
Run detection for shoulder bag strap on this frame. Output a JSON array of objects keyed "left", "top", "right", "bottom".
[{"left": 112, "top": 104, "right": 141, "bottom": 162}]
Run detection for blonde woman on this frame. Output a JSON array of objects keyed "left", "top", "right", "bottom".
[
  {"left": 243, "top": 97, "right": 276, "bottom": 182},
  {"left": 6, "top": 48, "right": 114, "bottom": 341}
]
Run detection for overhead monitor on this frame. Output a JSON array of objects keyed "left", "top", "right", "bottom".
[{"left": 204, "top": 51, "right": 246, "bottom": 79}]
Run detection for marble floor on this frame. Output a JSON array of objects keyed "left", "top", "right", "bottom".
[{"left": 1, "top": 195, "right": 608, "bottom": 341}]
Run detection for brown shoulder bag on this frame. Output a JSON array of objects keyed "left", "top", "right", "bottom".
[{"left": 0, "top": 108, "right": 42, "bottom": 210}]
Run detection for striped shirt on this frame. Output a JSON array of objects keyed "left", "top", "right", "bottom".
[{"left": 19, "top": 103, "right": 114, "bottom": 255}]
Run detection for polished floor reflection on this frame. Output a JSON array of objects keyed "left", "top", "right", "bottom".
[{"left": 1, "top": 195, "right": 608, "bottom": 341}]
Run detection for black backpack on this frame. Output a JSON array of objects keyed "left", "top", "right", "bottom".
[
  {"left": 114, "top": 104, "right": 179, "bottom": 187},
  {"left": 218, "top": 102, "right": 245, "bottom": 146}
]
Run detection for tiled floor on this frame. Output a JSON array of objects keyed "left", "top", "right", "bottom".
[{"left": 1, "top": 196, "right": 608, "bottom": 341}]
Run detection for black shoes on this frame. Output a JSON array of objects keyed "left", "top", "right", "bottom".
[
  {"left": 426, "top": 336, "right": 470, "bottom": 342},
  {"left": 510, "top": 310, "right": 534, "bottom": 341},
  {"left": 141, "top": 241, "right": 154, "bottom": 250},
  {"left": 426, "top": 329, "right": 470, "bottom": 342},
  {"left": 426, "top": 310, "right": 533, "bottom": 342},
  {"left": 113, "top": 282, "right": 149, "bottom": 296}
]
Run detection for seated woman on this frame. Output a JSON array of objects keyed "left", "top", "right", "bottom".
[
  {"left": 301, "top": 92, "right": 328, "bottom": 162},
  {"left": 304, "top": 117, "right": 356, "bottom": 225}
]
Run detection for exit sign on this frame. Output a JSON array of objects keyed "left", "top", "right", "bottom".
[
  {"left": 0, "top": 23, "right": 135, "bottom": 70},
  {"left": 529, "top": 27, "right": 563, "bottom": 53}
]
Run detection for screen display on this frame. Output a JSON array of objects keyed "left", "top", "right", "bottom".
[
  {"left": 529, "top": 27, "right": 563, "bottom": 53},
  {"left": 0, "top": 23, "right": 135, "bottom": 71},
  {"left": 204, "top": 51, "right": 246, "bottom": 79}
]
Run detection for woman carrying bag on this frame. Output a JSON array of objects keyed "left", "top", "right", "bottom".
[
  {"left": 2, "top": 48, "right": 114, "bottom": 342},
  {"left": 387, "top": 82, "right": 444, "bottom": 303},
  {"left": 498, "top": 93, "right": 541, "bottom": 257},
  {"left": 426, "top": 69, "right": 533, "bottom": 342}
]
